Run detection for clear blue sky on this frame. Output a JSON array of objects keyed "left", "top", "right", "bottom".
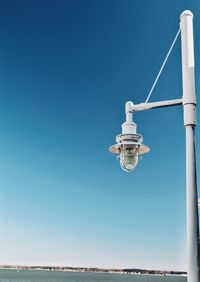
[{"left": 0, "top": 0, "right": 199, "bottom": 272}]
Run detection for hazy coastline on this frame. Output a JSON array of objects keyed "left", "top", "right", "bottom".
[{"left": 0, "top": 265, "right": 187, "bottom": 277}]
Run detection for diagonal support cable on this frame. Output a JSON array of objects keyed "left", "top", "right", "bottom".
[{"left": 144, "top": 28, "right": 180, "bottom": 104}]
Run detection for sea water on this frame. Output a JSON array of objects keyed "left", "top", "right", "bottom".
[{"left": 0, "top": 269, "right": 186, "bottom": 282}]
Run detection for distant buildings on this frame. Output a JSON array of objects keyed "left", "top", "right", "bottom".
[{"left": 0, "top": 265, "right": 187, "bottom": 276}]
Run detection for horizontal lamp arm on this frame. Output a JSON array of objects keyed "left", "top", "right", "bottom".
[{"left": 127, "top": 98, "right": 183, "bottom": 113}]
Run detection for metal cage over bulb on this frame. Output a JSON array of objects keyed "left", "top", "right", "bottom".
[{"left": 109, "top": 133, "right": 149, "bottom": 172}]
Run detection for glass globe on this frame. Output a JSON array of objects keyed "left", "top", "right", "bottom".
[{"left": 119, "top": 146, "right": 139, "bottom": 172}]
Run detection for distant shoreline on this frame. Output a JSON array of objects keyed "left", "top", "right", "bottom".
[{"left": 0, "top": 265, "right": 187, "bottom": 277}]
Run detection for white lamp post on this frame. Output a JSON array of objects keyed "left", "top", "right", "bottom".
[{"left": 109, "top": 11, "right": 199, "bottom": 282}]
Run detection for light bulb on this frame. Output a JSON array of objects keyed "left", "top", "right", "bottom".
[{"left": 119, "top": 146, "right": 139, "bottom": 172}]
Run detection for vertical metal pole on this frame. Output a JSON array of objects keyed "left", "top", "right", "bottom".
[{"left": 180, "top": 10, "right": 200, "bottom": 282}]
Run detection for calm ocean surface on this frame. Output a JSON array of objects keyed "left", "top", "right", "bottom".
[{"left": 0, "top": 269, "right": 187, "bottom": 282}]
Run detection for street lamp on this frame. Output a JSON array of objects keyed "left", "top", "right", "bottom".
[
  {"left": 109, "top": 10, "right": 199, "bottom": 282},
  {"left": 109, "top": 110, "right": 150, "bottom": 172}
]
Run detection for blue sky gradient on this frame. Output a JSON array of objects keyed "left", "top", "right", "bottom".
[{"left": 0, "top": 0, "right": 200, "bottom": 271}]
